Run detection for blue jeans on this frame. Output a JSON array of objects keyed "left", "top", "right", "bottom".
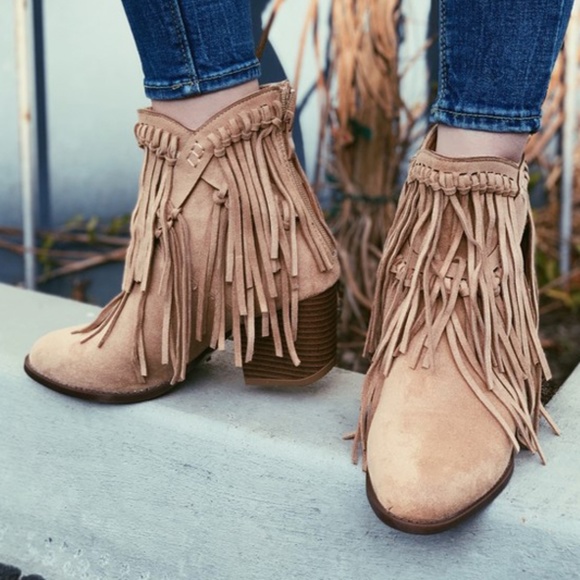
[
  {"left": 120, "top": 0, "right": 261, "bottom": 99},
  {"left": 122, "top": 0, "right": 573, "bottom": 133},
  {"left": 430, "top": 0, "right": 575, "bottom": 133}
]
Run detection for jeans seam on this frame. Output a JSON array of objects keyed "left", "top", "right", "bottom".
[
  {"left": 550, "top": 1, "right": 568, "bottom": 70},
  {"left": 439, "top": 0, "right": 448, "bottom": 102},
  {"left": 169, "top": 0, "right": 198, "bottom": 88},
  {"left": 431, "top": 107, "right": 539, "bottom": 121},
  {"left": 144, "top": 62, "right": 259, "bottom": 90}
]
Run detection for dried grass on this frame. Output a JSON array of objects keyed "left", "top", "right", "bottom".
[
  {"left": 527, "top": 52, "right": 580, "bottom": 309},
  {"left": 1, "top": 2, "right": 578, "bottom": 376},
  {"left": 318, "top": 0, "right": 424, "bottom": 370},
  {"left": 265, "top": 1, "right": 580, "bottom": 372}
]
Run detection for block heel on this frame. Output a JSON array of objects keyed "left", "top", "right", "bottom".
[{"left": 242, "top": 284, "right": 338, "bottom": 386}]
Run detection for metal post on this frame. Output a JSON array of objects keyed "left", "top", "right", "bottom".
[
  {"left": 15, "top": 0, "right": 48, "bottom": 290},
  {"left": 560, "top": 1, "right": 579, "bottom": 279}
]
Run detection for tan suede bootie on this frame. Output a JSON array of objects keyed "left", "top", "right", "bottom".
[
  {"left": 354, "top": 129, "right": 556, "bottom": 534},
  {"left": 25, "top": 82, "right": 340, "bottom": 402}
]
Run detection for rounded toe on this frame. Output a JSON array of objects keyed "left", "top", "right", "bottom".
[
  {"left": 26, "top": 326, "right": 84, "bottom": 383},
  {"left": 25, "top": 325, "right": 171, "bottom": 402},
  {"left": 366, "top": 444, "right": 514, "bottom": 533}
]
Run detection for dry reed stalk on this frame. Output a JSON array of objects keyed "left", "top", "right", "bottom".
[
  {"left": 263, "top": 0, "right": 425, "bottom": 370},
  {"left": 526, "top": 54, "right": 565, "bottom": 263},
  {"left": 527, "top": 52, "right": 580, "bottom": 295},
  {"left": 323, "top": 0, "right": 423, "bottom": 370},
  {"left": 0, "top": 226, "right": 128, "bottom": 285}
]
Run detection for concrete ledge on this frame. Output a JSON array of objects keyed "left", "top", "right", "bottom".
[{"left": 1, "top": 283, "right": 579, "bottom": 579}]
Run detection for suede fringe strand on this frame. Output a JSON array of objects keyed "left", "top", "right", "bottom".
[
  {"left": 354, "top": 158, "right": 558, "bottom": 468},
  {"left": 75, "top": 97, "right": 335, "bottom": 385}
]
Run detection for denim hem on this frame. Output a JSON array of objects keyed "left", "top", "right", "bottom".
[
  {"left": 144, "top": 60, "right": 262, "bottom": 100},
  {"left": 430, "top": 107, "right": 541, "bottom": 134}
]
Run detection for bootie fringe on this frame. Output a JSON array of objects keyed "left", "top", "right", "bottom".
[
  {"left": 75, "top": 88, "right": 336, "bottom": 385},
  {"left": 354, "top": 152, "right": 557, "bottom": 467}
]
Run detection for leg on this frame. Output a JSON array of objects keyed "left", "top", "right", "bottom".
[
  {"left": 433, "top": 0, "right": 574, "bottom": 160},
  {"left": 120, "top": 0, "right": 261, "bottom": 128},
  {"left": 25, "top": 1, "right": 340, "bottom": 400},
  {"left": 358, "top": 0, "right": 574, "bottom": 533}
]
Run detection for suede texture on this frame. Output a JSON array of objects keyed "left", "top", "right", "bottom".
[
  {"left": 27, "top": 251, "right": 198, "bottom": 396},
  {"left": 27, "top": 82, "right": 339, "bottom": 398},
  {"left": 359, "top": 132, "right": 549, "bottom": 528},
  {"left": 366, "top": 338, "right": 513, "bottom": 524}
]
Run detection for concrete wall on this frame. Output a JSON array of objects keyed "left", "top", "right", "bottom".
[{"left": 2, "top": 282, "right": 580, "bottom": 579}]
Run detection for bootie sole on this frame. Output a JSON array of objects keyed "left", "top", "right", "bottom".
[
  {"left": 23, "top": 347, "right": 215, "bottom": 404},
  {"left": 365, "top": 453, "right": 515, "bottom": 534},
  {"left": 24, "top": 284, "right": 339, "bottom": 400}
]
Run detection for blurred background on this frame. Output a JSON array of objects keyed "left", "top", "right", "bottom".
[{"left": 0, "top": 0, "right": 578, "bottom": 392}]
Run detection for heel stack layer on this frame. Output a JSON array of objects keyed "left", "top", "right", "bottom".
[{"left": 242, "top": 284, "right": 338, "bottom": 386}]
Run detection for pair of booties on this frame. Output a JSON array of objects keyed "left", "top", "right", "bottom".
[{"left": 24, "top": 83, "right": 552, "bottom": 534}]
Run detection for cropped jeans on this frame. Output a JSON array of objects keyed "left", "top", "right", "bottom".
[
  {"left": 120, "top": 0, "right": 261, "bottom": 99},
  {"left": 121, "top": 0, "right": 574, "bottom": 133}
]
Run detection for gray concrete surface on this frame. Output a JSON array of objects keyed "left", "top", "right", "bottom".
[{"left": 0, "top": 283, "right": 579, "bottom": 580}]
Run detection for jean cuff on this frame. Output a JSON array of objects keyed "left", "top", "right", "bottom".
[
  {"left": 144, "top": 60, "right": 262, "bottom": 100},
  {"left": 429, "top": 106, "right": 541, "bottom": 134}
]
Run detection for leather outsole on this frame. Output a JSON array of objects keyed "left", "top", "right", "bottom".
[
  {"left": 365, "top": 453, "right": 515, "bottom": 534},
  {"left": 23, "top": 348, "right": 214, "bottom": 404}
]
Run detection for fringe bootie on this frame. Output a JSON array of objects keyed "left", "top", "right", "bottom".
[
  {"left": 354, "top": 129, "right": 556, "bottom": 534},
  {"left": 24, "top": 82, "right": 340, "bottom": 402}
]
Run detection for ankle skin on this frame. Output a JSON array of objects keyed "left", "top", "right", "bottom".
[
  {"left": 435, "top": 125, "right": 529, "bottom": 163},
  {"left": 151, "top": 80, "right": 260, "bottom": 130}
]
